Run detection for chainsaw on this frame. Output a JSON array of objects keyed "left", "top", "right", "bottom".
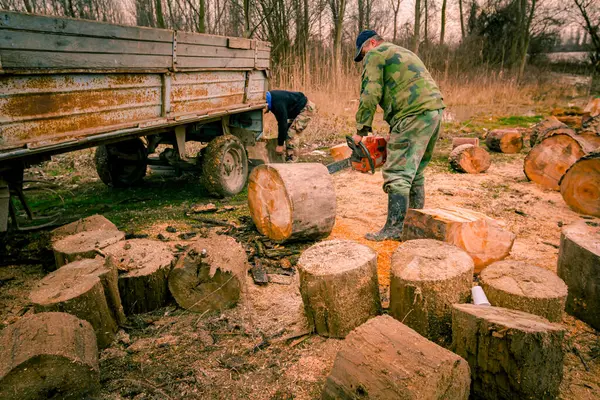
[{"left": 327, "top": 135, "right": 387, "bottom": 174}]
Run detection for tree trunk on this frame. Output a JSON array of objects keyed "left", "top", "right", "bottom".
[
  {"left": 452, "top": 137, "right": 479, "bottom": 149},
  {"left": 449, "top": 144, "right": 491, "bottom": 174},
  {"left": 198, "top": 0, "right": 206, "bottom": 32},
  {"left": 52, "top": 230, "right": 125, "bottom": 268},
  {"left": 530, "top": 116, "right": 573, "bottom": 147},
  {"left": 485, "top": 129, "right": 523, "bottom": 153},
  {"left": 51, "top": 215, "right": 118, "bottom": 243},
  {"left": 560, "top": 150, "right": 600, "bottom": 217},
  {"left": 459, "top": 0, "right": 465, "bottom": 40},
  {"left": 440, "top": 0, "right": 447, "bottom": 45},
  {"left": 424, "top": 0, "right": 429, "bottom": 44},
  {"left": 413, "top": 0, "right": 421, "bottom": 53},
  {"left": 155, "top": 0, "right": 166, "bottom": 28}
]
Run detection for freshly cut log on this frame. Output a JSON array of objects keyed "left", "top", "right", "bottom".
[
  {"left": 103, "top": 239, "right": 174, "bottom": 314},
  {"left": 322, "top": 315, "right": 471, "bottom": 400},
  {"left": 0, "top": 312, "right": 99, "bottom": 400},
  {"left": 449, "top": 144, "right": 491, "bottom": 174},
  {"left": 401, "top": 206, "right": 516, "bottom": 272},
  {"left": 297, "top": 239, "right": 380, "bottom": 338},
  {"left": 390, "top": 239, "right": 474, "bottom": 344},
  {"left": 452, "top": 137, "right": 479, "bottom": 149},
  {"left": 51, "top": 215, "right": 118, "bottom": 242},
  {"left": 485, "top": 129, "right": 523, "bottom": 153},
  {"left": 248, "top": 163, "right": 336, "bottom": 242},
  {"left": 530, "top": 116, "right": 574, "bottom": 147},
  {"left": 52, "top": 229, "right": 125, "bottom": 267},
  {"left": 168, "top": 235, "right": 248, "bottom": 313},
  {"left": 560, "top": 150, "right": 600, "bottom": 217},
  {"left": 557, "top": 221, "right": 600, "bottom": 330},
  {"left": 330, "top": 143, "right": 352, "bottom": 161},
  {"left": 452, "top": 304, "right": 565, "bottom": 400},
  {"left": 479, "top": 260, "right": 567, "bottom": 322}
]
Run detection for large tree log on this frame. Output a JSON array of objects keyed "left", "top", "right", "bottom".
[
  {"left": 0, "top": 312, "right": 99, "bottom": 400},
  {"left": 51, "top": 215, "right": 118, "bottom": 243},
  {"left": 557, "top": 221, "right": 600, "bottom": 330},
  {"left": 485, "top": 129, "right": 523, "bottom": 153},
  {"left": 297, "top": 239, "right": 381, "bottom": 338},
  {"left": 322, "top": 315, "right": 471, "bottom": 400},
  {"left": 248, "top": 163, "right": 336, "bottom": 242},
  {"left": 52, "top": 229, "right": 125, "bottom": 268},
  {"left": 452, "top": 304, "right": 565, "bottom": 400},
  {"left": 479, "top": 260, "right": 567, "bottom": 322},
  {"left": 168, "top": 235, "right": 248, "bottom": 313},
  {"left": 103, "top": 239, "right": 174, "bottom": 315},
  {"left": 530, "top": 116, "right": 573, "bottom": 147},
  {"left": 559, "top": 150, "right": 600, "bottom": 217},
  {"left": 401, "top": 207, "right": 516, "bottom": 272},
  {"left": 390, "top": 239, "right": 474, "bottom": 344},
  {"left": 452, "top": 137, "right": 480, "bottom": 149},
  {"left": 449, "top": 144, "right": 491, "bottom": 173}
]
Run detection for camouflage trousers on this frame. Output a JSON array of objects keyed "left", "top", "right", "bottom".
[
  {"left": 382, "top": 109, "right": 443, "bottom": 195},
  {"left": 286, "top": 100, "right": 316, "bottom": 158}
]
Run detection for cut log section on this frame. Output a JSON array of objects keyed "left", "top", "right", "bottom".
[
  {"left": 485, "top": 129, "right": 523, "bottom": 153},
  {"left": 0, "top": 312, "right": 99, "bottom": 400},
  {"left": 560, "top": 150, "right": 600, "bottom": 217},
  {"left": 297, "top": 239, "right": 381, "bottom": 338},
  {"left": 452, "top": 304, "right": 566, "bottom": 400},
  {"left": 248, "top": 163, "right": 336, "bottom": 242},
  {"left": 103, "top": 239, "right": 174, "bottom": 314},
  {"left": 322, "top": 315, "right": 471, "bottom": 400},
  {"left": 479, "top": 260, "right": 567, "bottom": 322},
  {"left": 452, "top": 137, "right": 480, "bottom": 149},
  {"left": 390, "top": 239, "right": 474, "bottom": 344},
  {"left": 401, "top": 206, "right": 516, "bottom": 272},
  {"left": 168, "top": 235, "right": 248, "bottom": 313},
  {"left": 52, "top": 229, "right": 125, "bottom": 268},
  {"left": 557, "top": 221, "right": 600, "bottom": 330},
  {"left": 330, "top": 143, "right": 353, "bottom": 161},
  {"left": 530, "top": 116, "right": 574, "bottom": 147},
  {"left": 51, "top": 215, "right": 118, "bottom": 242},
  {"left": 449, "top": 144, "right": 491, "bottom": 174}
]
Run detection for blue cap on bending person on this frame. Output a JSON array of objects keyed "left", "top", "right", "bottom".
[
  {"left": 354, "top": 30, "right": 378, "bottom": 62},
  {"left": 266, "top": 91, "right": 272, "bottom": 111}
]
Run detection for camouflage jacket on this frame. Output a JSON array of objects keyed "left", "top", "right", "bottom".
[{"left": 356, "top": 42, "right": 445, "bottom": 132}]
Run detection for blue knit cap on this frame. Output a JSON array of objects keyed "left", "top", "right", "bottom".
[{"left": 266, "top": 91, "right": 272, "bottom": 110}]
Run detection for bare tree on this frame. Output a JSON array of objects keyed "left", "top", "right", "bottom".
[
  {"left": 440, "top": 0, "right": 447, "bottom": 44},
  {"left": 459, "top": 0, "right": 465, "bottom": 39},
  {"left": 329, "top": 0, "right": 346, "bottom": 73},
  {"left": 413, "top": 0, "right": 421, "bottom": 53},
  {"left": 572, "top": 0, "right": 599, "bottom": 72},
  {"left": 390, "top": 0, "right": 402, "bottom": 42}
]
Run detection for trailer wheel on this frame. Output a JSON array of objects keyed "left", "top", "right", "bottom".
[
  {"left": 95, "top": 139, "right": 148, "bottom": 187},
  {"left": 201, "top": 135, "right": 248, "bottom": 197}
]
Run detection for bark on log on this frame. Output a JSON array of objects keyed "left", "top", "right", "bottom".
[
  {"left": 530, "top": 116, "right": 573, "bottom": 147},
  {"left": 52, "top": 229, "right": 125, "bottom": 268},
  {"left": 557, "top": 221, "right": 600, "bottom": 330},
  {"left": 0, "top": 312, "right": 99, "bottom": 400},
  {"left": 452, "top": 304, "right": 566, "bottom": 400},
  {"left": 297, "top": 239, "right": 381, "bottom": 338},
  {"left": 452, "top": 137, "right": 479, "bottom": 149},
  {"left": 51, "top": 215, "right": 118, "bottom": 243},
  {"left": 248, "top": 163, "right": 336, "bottom": 242},
  {"left": 449, "top": 144, "right": 491, "bottom": 173},
  {"left": 390, "top": 239, "right": 474, "bottom": 344},
  {"left": 560, "top": 150, "right": 600, "bottom": 217},
  {"left": 103, "top": 239, "right": 174, "bottom": 315},
  {"left": 479, "top": 260, "right": 567, "bottom": 322},
  {"left": 168, "top": 235, "right": 248, "bottom": 313},
  {"left": 322, "top": 315, "right": 471, "bottom": 400},
  {"left": 330, "top": 144, "right": 352, "bottom": 161},
  {"left": 485, "top": 129, "right": 523, "bottom": 153},
  {"left": 401, "top": 207, "right": 516, "bottom": 272}
]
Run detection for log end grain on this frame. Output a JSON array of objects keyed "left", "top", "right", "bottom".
[
  {"left": 449, "top": 144, "right": 491, "bottom": 174},
  {"left": 330, "top": 143, "right": 353, "bottom": 161},
  {"left": 52, "top": 229, "right": 125, "bottom": 267},
  {"left": 51, "top": 215, "right": 118, "bottom": 243},
  {"left": 560, "top": 151, "right": 600, "bottom": 217},
  {"left": 486, "top": 129, "right": 523, "bottom": 153}
]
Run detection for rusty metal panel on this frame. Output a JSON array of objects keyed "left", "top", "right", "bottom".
[{"left": 247, "top": 71, "right": 268, "bottom": 102}]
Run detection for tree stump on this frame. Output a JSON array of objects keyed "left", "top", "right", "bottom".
[
  {"left": 29, "top": 257, "right": 125, "bottom": 348},
  {"left": 322, "top": 315, "right": 471, "bottom": 400},
  {"left": 0, "top": 312, "right": 99, "bottom": 400},
  {"left": 168, "top": 235, "right": 248, "bottom": 313},
  {"left": 452, "top": 304, "right": 566, "bottom": 400},
  {"left": 530, "top": 116, "right": 573, "bottom": 147},
  {"left": 557, "top": 221, "right": 600, "bottom": 330},
  {"left": 449, "top": 144, "right": 491, "bottom": 174},
  {"left": 248, "top": 163, "right": 336, "bottom": 242},
  {"left": 50, "top": 215, "right": 118, "bottom": 243},
  {"left": 479, "top": 260, "right": 567, "bottom": 322},
  {"left": 103, "top": 239, "right": 174, "bottom": 315},
  {"left": 452, "top": 137, "right": 480, "bottom": 149},
  {"left": 297, "top": 239, "right": 381, "bottom": 338},
  {"left": 401, "top": 207, "right": 516, "bottom": 272},
  {"left": 52, "top": 229, "right": 125, "bottom": 268},
  {"left": 560, "top": 150, "right": 600, "bottom": 217},
  {"left": 485, "top": 129, "right": 523, "bottom": 153},
  {"left": 330, "top": 143, "right": 352, "bottom": 161}
]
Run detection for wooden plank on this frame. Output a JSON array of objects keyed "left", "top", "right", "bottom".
[
  {"left": 176, "top": 57, "right": 256, "bottom": 69},
  {"left": 256, "top": 41, "right": 272, "bottom": 51},
  {"left": 228, "top": 37, "right": 252, "bottom": 50},
  {"left": 178, "top": 44, "right": 270, "bottom": 59},
  {"left": 176, "top": 31, "right": 228, "bottom": 47}
]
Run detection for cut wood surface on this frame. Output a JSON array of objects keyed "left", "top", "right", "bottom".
[
  {"left": 401, "top": 207, "right": 516, "bottom": 272},
  {"left": 0, "top": 312, "right": 99, "bottom": 400},
  {"left": 103, "top": 239, "right": 174, "bottom": 315},
  {"left": 452, "top": 304, "right": 566, "bottom": 400},
  {"left": 329, "top": 143, "right": 353, "bottom": 161},
  {"left": 560, "top": 150, "right": 600, "bottom": 217},
  {"left": 168, "top": 235, "right": 248, "bottom": 313},
  {"left": 322, "top": 315, "right": 471, "bottom": 400},
  {"left": 449, "top": 144, "right": 491, "bottom": 173},
  {"left": 297, "top": 239, "right": 380, "bottom": 338},
  {"left": 51, "top": 215, "right": 118, "bottom": 243},
  {"left": 52, "top": 229, "right": 125, "bottom": 268},
  {"left": 479, "top": 260, "right": 567, "bottom": 322},
  {"left": 452, "top": 137, "right": 480, "bottom": 149},
  {"left": 530, "top": 116, "right": 574, "bottom": 147},
  {"left": 557, "top": 221, "right": 600, "bottom": 330},
  {"left": 248, "top": 163, "right": 336, "bottom": 242},
  {"left": 485, "top": 129, "right": 523, "bottom": 153}
]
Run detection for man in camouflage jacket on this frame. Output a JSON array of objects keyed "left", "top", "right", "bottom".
[{"left": 352, "top": 30, "right": 445, "bottom": 241}]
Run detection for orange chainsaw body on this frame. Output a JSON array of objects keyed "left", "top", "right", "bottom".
[{"left": 352, "top": 136, "right": 387, "bottom": 173}]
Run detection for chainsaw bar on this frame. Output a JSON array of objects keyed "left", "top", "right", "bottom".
[{"left": 326, "top": 158, "right": 352, "bottom": 174}]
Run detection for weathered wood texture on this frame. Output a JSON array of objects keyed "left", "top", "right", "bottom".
[
  {"left": 452, "top": 304, "right": 566, "bottom": 400},
  {"left": 0, "top": 312, "right": 99, "bottom": 400},
  {"left": 485, "top": 129, "right": 523, "bottom": 153},
  {"left": 322, "top": 315, "right": 471, "bottom": 400},
  {"left": 480, "top": 260, "right": 567, "bottom": 322},
  {"left": 298, "top": 240, "right": 381, "bottom": 338},
  {"left": 452, "top": 137, "right": 480, "bottom": 149},
  {"left": 530, "top": 117, "right": 574, "bottom": 147},
  {"left": 248, "top": 163, "right": 336, "bottom": 242},
  {"left": 390, "top": 239, "right": 474, "bottom": 344},
  {"left": 557, "top": 221, "right": 600, "bottom": 330},
  {"left": 52, "top": 230, "right": 125, "bottom": 268},
  {"left": 560, "top": 150, "right": 600, "bottom": 217},
  {"left": 449, "top": 144, "right": 491, "bottom": 173},
  {"left": 51, "top": 215, "right": 118, "bottom": 243}
]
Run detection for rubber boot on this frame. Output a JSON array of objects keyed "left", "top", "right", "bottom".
[
  {"left": 409, "top": 184, "right": 425, "bottom": 209},
  {"left": 365, "top": 192, "right": 409, "bottom": 241}
]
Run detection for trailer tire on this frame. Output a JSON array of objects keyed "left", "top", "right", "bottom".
[
  {"left": 201, "top": 135, "right": 248, "bottom": 197},
  {"left": 95, "top": 139, "right": 148, "bottom": 188}
]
